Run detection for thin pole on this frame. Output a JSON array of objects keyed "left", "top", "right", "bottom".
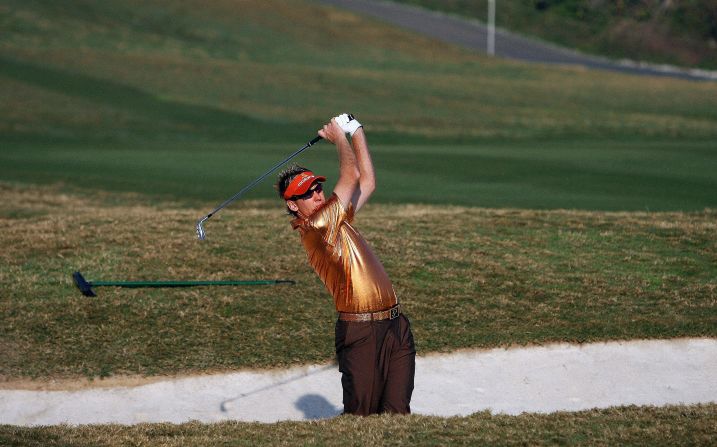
[{"left": 488, "top": 0, "right": 496, "bottom": 56}]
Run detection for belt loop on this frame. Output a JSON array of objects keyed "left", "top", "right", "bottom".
[{"left": 389, "top": 305, "right": 400, "bottom": 320}]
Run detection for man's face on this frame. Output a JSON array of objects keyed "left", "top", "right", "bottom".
[{"left": 287, "top": 181, "right": 325, "bottom": 217}]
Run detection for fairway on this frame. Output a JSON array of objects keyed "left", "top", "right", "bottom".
[{"left": 1, "top": 137, "right": 716, "bottom": 211}]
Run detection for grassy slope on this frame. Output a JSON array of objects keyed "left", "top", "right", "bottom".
[
  {"left": 1, "top": 0, "right": 717, "bottom": 210},
  {"left": 393, "top": 0, "right": 717, "bottom": 69}
]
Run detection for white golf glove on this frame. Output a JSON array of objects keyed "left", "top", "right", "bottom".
[{"left": 334, "top": 113, "right": 362, "bottom": 137}]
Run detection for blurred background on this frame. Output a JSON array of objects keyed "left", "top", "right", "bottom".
[{"left": 1, "top": 0, "right": 716, "bottom": 211}]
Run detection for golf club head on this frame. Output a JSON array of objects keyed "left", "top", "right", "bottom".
[{"left": 196, "top": 216, "right": 208, "bottom": 240}]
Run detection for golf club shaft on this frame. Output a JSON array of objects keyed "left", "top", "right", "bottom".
[{"left": 203, "top": 135, "right": 323, "bottom": 220}]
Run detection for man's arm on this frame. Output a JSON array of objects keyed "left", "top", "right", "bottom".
[
  {"left": 318, "top": 118, "right": 359, "bottom": 208},
  {"left": 348, "top": 127, "right": 375, "bottom": 212},
  {"left": 333, "top": 114, "right": 375, "bottom": 213}
]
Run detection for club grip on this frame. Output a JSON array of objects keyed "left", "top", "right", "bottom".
[{"left": 309, "top": 135, "right": 323, "bottom": 146}]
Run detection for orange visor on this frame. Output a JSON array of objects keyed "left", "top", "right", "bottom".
[{"left": 283, "top": 171, "right": 327, "bottom": 199}]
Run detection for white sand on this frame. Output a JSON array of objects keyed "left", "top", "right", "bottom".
[{"left": 1, "top": 338, "right": 715, "bottom": 426}]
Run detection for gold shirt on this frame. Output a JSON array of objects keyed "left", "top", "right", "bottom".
[{"left": 291, "top": 194, "right": 398, "bottom": 313}]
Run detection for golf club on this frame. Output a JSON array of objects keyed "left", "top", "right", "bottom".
[
  {"left": 72, "top": 271, "right": 295, "bottom": 297},
  {"left": 196, "top": 134, "right": 325, "bottom": 240}
]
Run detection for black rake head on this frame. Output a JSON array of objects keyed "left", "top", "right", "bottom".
[{"left": 72, "top": 271, "right": 96, "bottom": 297}]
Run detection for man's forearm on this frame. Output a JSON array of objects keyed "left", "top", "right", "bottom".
[
  {"left": 347, "top": 127, "right": 375, "bottom": 212},
  {"left": 319, "top": 117, "right": 359, "bottom": 206},
  {"left": 325, "top": 114, "right": 375, "bottom": 210},
  {"left": 350, "top": 129, "right": 375, "bottom": 193},
  {"left": 337, "top": 135, "right": 360, "bottom": 184}
]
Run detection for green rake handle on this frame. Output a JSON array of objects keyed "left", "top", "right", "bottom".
[
  {"left": 72, "top": 271, "right": 294, "bottom": 297},
  {"left": 91, "top": 280, "right": 294, "bottom": 287}
]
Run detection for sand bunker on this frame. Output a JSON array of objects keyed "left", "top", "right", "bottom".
[{"left": 1, "top": 338, "right": 715, "bottom": 425}]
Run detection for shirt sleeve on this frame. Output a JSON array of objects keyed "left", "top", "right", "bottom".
[{"left": 308, "top": 194, "right": 349, "bottom": 247}]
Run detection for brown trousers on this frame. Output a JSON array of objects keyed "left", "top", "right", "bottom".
[{"left": 335, "top": 313, "right": 416, "bottom": 415}]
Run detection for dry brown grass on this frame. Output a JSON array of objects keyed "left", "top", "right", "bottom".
[
  {"left": 1, "top": 404, "right": 716, "bottom": 446},
  {"left": 1, "top": 182, "right": 715, "bottom": 380}
]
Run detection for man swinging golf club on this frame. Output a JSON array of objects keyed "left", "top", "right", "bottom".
[{"left": 276, "top": 113, "right": 416, "bottom": 416}]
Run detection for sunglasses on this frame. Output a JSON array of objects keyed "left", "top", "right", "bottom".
[{"left": 291, "top": 182, "right": 323, "bottom": 201}]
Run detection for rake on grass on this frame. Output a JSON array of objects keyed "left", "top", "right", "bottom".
[{"left": 72, "top": 271, "right": 294, "bottom": 297}]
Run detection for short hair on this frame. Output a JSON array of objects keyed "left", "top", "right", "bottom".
[{"left": 275, "top": 164, "right": 311, "bottom": 217}]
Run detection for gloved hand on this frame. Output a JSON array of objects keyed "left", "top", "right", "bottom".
[{"left": 334, "top": 113, "right": 362, "bottom": 137}]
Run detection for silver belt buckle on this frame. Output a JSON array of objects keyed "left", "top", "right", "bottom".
[{"left": 389, "top": 306, "right": 400, "bottom": 320}]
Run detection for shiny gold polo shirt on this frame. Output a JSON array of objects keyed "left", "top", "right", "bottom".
[{"left": 291, "top": 194, "right": 398, "bottom": 313}]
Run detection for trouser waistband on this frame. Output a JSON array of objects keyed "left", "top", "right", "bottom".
[{"left": 338, "top": 304, "right": 401, "bottom": 322}]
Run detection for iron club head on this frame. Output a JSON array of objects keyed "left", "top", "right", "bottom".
[{"left": 196, "top": 216, "right": 209, "bottom": 240}]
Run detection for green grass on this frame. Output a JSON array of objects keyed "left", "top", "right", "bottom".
[
  {"left": 2, "top": 0, "right": 717, "bottom": 143},
  {"left": 2, "top": 1, "right": 716, "bottom": 212},
  {"left": 1, "top": 405, "right": 716, "bottom": 446},
  {"left": 1, "top": 137, "right": 716, "bottom": 211}
]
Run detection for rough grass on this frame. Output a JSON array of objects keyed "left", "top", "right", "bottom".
[
  {"left": 1, "top": 404, "right": 716, "bottom": 446},
  {"left": 1, "top": 183, "right": 714, "bottom": 381}
]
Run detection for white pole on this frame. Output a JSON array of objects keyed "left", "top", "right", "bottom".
[{"left": 488, "top": 0, "right": 496, "bottom": 56}]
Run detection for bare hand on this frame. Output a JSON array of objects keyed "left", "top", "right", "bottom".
[{"left": 318, "top": 118, "right": 345, "bottom": 144}]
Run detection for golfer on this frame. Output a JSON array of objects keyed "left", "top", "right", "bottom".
[{"left": 276, "top": 114, "right": 416, "bottom": 416}]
